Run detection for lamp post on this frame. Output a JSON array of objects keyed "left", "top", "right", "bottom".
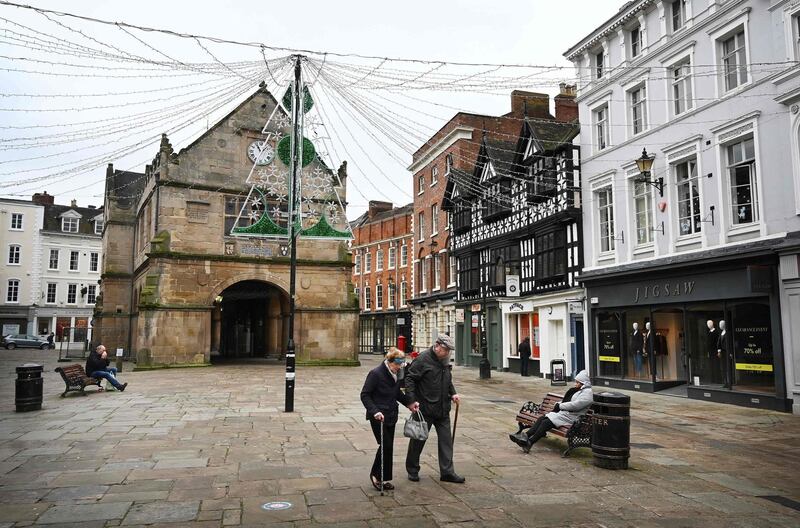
[
  {"left": 479, "top": 260, "right": 491, "bottom": 379},
  {"left": 634, "top": 148, "right": 661, "bottom": 196}
]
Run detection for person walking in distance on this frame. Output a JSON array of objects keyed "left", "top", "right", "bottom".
[
  {"left": 86, "top": 344, "right": 128, "bottom": 391},
  {"left": 518, "top": 336, "right": 531, "bottom": 377},
  {"left": 404, "top": 334, "right": 465, "bottom": 484}
]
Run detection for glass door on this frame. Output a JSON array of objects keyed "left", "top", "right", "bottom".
[{"left": 650, "top": 307, "right": 686, "bottom": 383}]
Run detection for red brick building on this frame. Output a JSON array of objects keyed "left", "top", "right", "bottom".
[
  {"left": 350, "top": 201, "right": 414, "bottom": 354},
  {"left": 408, "top": 91, "right": 552, "bottom": 352}
]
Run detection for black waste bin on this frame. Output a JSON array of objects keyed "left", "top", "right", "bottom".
[
  {"left": 15, "top": 363, "right": 44, "bottom": 412},
  {"left": 591, "top": 391, "right": 630, "bottom": 469}
]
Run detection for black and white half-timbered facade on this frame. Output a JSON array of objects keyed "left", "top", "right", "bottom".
[{"left": 446, "top": 111, "right": 585, "bottom": 378}]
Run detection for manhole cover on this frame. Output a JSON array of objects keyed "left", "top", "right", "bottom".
[{"left": 262, "top": 501, "right": 293, "bottom": 511}]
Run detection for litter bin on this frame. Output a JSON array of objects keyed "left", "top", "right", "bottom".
[
  {"left": 15, "top": 363, "right": 43, "bottom": 412},
  {"left": 550, "top": 359, "right": 567, "bottom": 386},
  {"left": 591, "top": 391, "right": 630, "bottom": 469}
]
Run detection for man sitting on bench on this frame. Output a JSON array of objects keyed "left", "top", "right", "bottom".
[
  {"left": 86, "top": 344, "right": 128, "bottom": 392},
  {"left": 509, "top": 370, "right": 592, "bottom": 453}
]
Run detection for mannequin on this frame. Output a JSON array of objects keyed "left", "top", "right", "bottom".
[
  {"left": 717, "top": 320, "right": 730, "bottom": 387},
  {"left": 630, "top": 322, "right": 644, "bottom": 377},
  {"left": 706, "top": 320, "right": 719, "bottom": 384},
  {"left": 644, "top": 322, "right": 655, "bottom": 378}
]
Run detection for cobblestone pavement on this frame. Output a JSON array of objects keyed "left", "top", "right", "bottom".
[{"left": 0, "top": 349, "right": 799, "bottom": 527}]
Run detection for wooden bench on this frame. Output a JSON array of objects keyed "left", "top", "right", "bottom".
[
  {"left": 54, "top": 364, "right": 102, "bottom": 397},
  {"left": 515, "top": 392, "right": 592, "bottom": 457}
]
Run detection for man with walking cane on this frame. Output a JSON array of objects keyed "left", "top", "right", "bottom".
[{"left": 404, "top": 334, "right": 465, "bottom": 484}]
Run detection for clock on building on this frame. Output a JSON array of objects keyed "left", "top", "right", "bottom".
[{"left": 247, "top": 140, "right": 274, "bottom": 166}]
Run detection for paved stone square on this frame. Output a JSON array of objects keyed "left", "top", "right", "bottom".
[{"left": 0, "top": 349, "right": 799, "bottom": 527}]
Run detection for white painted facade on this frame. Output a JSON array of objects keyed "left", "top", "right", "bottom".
[{"left": 566, "top": 0, "right": 800, "bottom": 411}]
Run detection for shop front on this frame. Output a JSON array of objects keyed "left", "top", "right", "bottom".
[
  {"left": 584, "top": 258, "right": 790, "bottom": 411},
  {"left": 454, "top": 300, "right": 501, "bottom": 370},
  {"left": 358, "top": 310, "right": 412, "bottom": 355}
]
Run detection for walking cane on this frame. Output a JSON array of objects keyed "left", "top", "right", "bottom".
[
  {"left": 452, "top": 400, "right": 460, "bottom": 446},
  {"left": 379, "top": 420, "right": 384, "bottom": 496}
]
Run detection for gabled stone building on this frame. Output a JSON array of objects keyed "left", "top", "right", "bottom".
[{"left": 95, "top": 87, "right": 358, "bottom": 366}]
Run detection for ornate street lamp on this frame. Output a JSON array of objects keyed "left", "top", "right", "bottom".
[
  {"left": 634, "top": 148, "right": 662, "bottom": 196},
  {"left": 479, "top": 261, "right": 491, "bottom": 380}
]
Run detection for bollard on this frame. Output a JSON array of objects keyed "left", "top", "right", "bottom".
[
  {"left": 15, "top": 364, "right": 44, "bottom": 412},
  {"left": 591, "top": 391, "right": 630, "bottom": 469}
]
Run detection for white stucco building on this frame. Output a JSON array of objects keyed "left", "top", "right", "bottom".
[{"left": 565, "top": 0, "right": 800, "bottom": 412}]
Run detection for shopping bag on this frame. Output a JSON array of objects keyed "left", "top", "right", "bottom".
[{"left": 403, "top": 410, "right": 429, "bottom": 441}]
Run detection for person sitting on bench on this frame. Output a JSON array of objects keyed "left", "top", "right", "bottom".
[
  {"left": 509, "top": 370, "right": 592, "bottom": 453},
  {"left": 86, "top": 344, "right": 127, "bottom": 392}
]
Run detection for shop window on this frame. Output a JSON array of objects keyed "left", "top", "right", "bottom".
[
  {"left": 597, "top": 311, "right": 622, "bottom": 377},
  {"left": 730, "top": 300, "right": 774, "bottom": 393},
  {"left": 686, "top": 304, "right": 726, "bottom": 386},
  {"left": 726, "top": 136, "right": 758, "bottom": 225},
  {"left": 675, "top": 159, "right": 701, "bottom": 236},
  {"left": 650, "top": 307, "right": 685, "bottom": 382},
  {"left": 624, "top": 308, "right": 652, "bottom": 380}
]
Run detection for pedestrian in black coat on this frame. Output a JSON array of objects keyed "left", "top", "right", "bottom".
[
  {"left": 360, "top": 348, "right": 415, "bottom": 491},
  {"left": 518, "top": 336, "right": 531, "bottom": 377}
]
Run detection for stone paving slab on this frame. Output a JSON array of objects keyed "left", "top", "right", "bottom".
[{"left": 0, "top": 350, "right": 798, "bottom": 527}]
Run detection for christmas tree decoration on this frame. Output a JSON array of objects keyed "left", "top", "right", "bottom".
[
  {"left": 277, "top": 136, "right": 316, "bottom": 167},
  {"left": 282, "top": 82, "right": 314, "bottom": 114}
]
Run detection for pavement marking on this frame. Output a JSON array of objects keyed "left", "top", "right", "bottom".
[{"left": 261, "top": 501, "right": 293, "bottom": 511}]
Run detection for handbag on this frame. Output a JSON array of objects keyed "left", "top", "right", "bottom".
[{"left": 403, "top": 410, "right": 429, "bottom": 441}]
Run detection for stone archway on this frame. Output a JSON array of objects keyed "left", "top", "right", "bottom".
[{"left": 210, "top": 280, "right": 289, "bottom": 361}]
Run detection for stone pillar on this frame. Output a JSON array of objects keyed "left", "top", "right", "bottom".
[{"left": 211, "top": 306, "right": 221, "bottom": 353}]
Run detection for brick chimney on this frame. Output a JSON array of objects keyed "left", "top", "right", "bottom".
[
  {"left": 31, "top": 191, "right": 54, "bottom": 206},
  {"left": 367, "top": 200, "right": 393, "bottom": 219},
  {"left": 70, "top": 199, "right": 77, "bottom": 208},
  {"left": 555, "top": 83, "right": 578, "bottom": 123},
  {"left": 510, "top": 90, "right": 551, "bottom": 119}
]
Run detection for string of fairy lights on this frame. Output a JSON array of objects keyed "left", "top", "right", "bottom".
[{"left": 0, "top": 0, "right": 796, "bottom": 213}]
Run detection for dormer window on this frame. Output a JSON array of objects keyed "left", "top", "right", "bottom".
[
  {"left": 94, "top": 219, "right": 104, "bottom": 235},
  {"left": 62, "top": 217, "right": 79, "bottom": 233}
]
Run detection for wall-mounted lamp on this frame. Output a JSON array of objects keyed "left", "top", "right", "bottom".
[{"left": 634, "top": 148, "right": 663, "bottom": 197}]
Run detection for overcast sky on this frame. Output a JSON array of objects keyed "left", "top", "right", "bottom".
[{"left": 0, "top": 0, "right": 623, "bottom": 218}]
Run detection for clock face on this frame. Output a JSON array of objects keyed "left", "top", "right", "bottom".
[{"left": 248, "top": 140, "right": 274, "bottom": 166}]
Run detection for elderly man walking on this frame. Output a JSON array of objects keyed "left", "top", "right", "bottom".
[{"left": 404, "top": 334, "right": 465, "bottom": 484}]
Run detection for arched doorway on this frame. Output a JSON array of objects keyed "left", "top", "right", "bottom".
[{"left": 210, "top": 280, "right": 289, "bottom": 361}]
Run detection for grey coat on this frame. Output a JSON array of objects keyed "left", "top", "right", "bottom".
[{"left": 545, "top": 371, "right": 593, "bottom": 428}]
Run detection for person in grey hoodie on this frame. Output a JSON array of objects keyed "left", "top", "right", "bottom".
[{"left": 509, "top": 370, "right": 592, "bottom": 453}]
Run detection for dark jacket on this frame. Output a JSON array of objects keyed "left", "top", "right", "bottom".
[
  {"left": 518, "top": 338, "right": 531, "bottom": 358},
  {"left": 85, "top": 351, "right": 109, "bottom": 375},
  {"left": 360, "top": 362, "right": 412, "bottom": 425},
  {"left": 405, "top": 348, "right": 456, "bottom": 420}
]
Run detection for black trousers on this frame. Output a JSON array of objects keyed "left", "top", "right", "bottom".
[
  {"left": 405, "top": 415, "right": 454, "bottom": 477},
  {"left": 525, "top": 416, "right": 555, "bottom": 445},
  {"left": 369, "top": 419, "right": 395, "bottom": 481},
  {"left": 520, "top": 354, "right": 530, "bottom": 376}
]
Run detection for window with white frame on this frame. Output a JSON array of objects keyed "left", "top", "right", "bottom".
[
  {"left": 726, "top": 136, "right": 758, "bottom": 225},
  {"left": 376, "top": 283, "right": 383, "bottom": 309},
  {"left": 448, "top": 255, "right": 457, "bottom": 286},
  {"left": 48, "top": 249, "right": 59, "bottom": 270},
  {"left": 400, "top": 279, "right": 407, "bottom": 306},
  {"left": 8, "top": 245, "right": 20, "bottom": 265},
  {"left": 671, "top": 59, "right": 693, "bottom": 116},
  {"left": 597, "top": 187, "right": 615, "bottom": 253},
  {"left": 400, "top": 244, "right": 408, "bottom": 267},
  {"left": 671, "top": 0, "right": 686, "bottom": 32},
  {"left": 6, "top": 279, "right": 19, "bottom": 302},
  {"left": 10, "top": 213, "right": 22, "bottom": 230},
  {"left": 630, "top": 26, "right": 642, "bottom": 58},
  {"left": 433, "top": 254, "right": 441, "bottom": 290},
  {"left": 90, "top": 252, "right": 99, "bottom": 272},
  {"left": 388, "top": 282, "right": 396, "bottom": 308},
  {"left": 431, "top": 204, "right": 439, "bottom": 235},
  {"left": 720, "top": 29, "right": 747, "bottom": 92},
  {"left": 46, "top": 283, "right": 56, "bottom": 304},
  {"left": 418, "top": 174, "right": 425, "bottom": 194},
  {"left": 62, "top": 217, "right": 79, "bottom": 233},
  {"left": 94, "top": 219, "right": 104, "bottom": 235},
  {"left": 69, "top": 251, "right": 79, "bottom": 271},
  {"left": 354, "top": 286, "right": 360, "bottom": 303},
  {"left": 421, "top": 258, "right": 429, "bottom": 292},
  {"left": 354, "top": 254, "right": 361, "bottom": 274},
  {"left": 633, "top": 180, "right": 653, "bottom": 245},
  {"left": 792, "top": 11, "right": 800, "bottom": 59},
  {"left": 594, "top": 105, "right": 609, "bottom": 151},
  {"left": 376, "top": 248, "right": 384, "bottom": 271},
  {"left": 629, "top": 85, "right": 647, "bottom": 136},
  {"left": 87, "top": 285, "right": 97, "bottom": 304},
  {"left": 388, "top": 246, "right": 396, "bottom": 269},
  {"left": 418, "top": 212, "right": 425, "bottom": 241},
  {"left": 67, "top": 284, "right": 77, "bottom": 304},
  {"left": 675, "top": 158, "right": 701, "bottom": 235},
  {"left": 364, "top": 252, "right": 371, "bottom": 273},
  {"left": 431, "top": 166, "right": 439, "bottom": 186},
  {"left": 595, "top": 50, "right": 604, "bottom": 79},
  {"left": 445, "top": 210, "right": 452, "bottom": 231},
  {"left": 364, "top": 284, "right": 371, "bottom": 310}
]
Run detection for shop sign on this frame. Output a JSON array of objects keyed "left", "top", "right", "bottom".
[
  {"left": 506, "top": 275, "right": 520, "bottom": 297},
  {"left": 734, "top": 324, "right": 773, "bottom": 372},
  {"left": 598, "top": 328, "right": 620, "bottom": 363},
  {"left": 633, "top": 281, "right": 695, "bottom": 303},
  {"left": 470, "top": 304, "right": 482, "bottom": 312},
  {"left": 505, "top": 300, "right": 533, "bottom": 313},
  {"left": 471, "top": 314, "right": 479, "bottom": 328},
  {"left": 397, "top": 318, "right": 405, "bottom": 325},
  {"left": 455, "top": 309, "right": 464, "bottom": 323},
  {"left": 568, "top": 302, "right": 582, "bottom": 314},
  {"left": 2, "top": 324, "right": 19, "bottom": 335}
]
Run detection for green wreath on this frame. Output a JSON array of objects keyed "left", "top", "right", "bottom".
[
  {"left": 277, "top": 136, "right": 316, "bottom": 167},
  {"left": 282, "top": 83, "right": 314, "bottom": 114}
]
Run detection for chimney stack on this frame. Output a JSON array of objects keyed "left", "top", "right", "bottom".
[
  {"left": 555, "top": 83, "right": 578, "bottom": 123},
  {"left": 367, "top": 200, "right": 393, "bottom": 219},
  {"left": 510, "top": 91, "right": 551, "bottom": 119},
  {"left": 70, "top": 199, "right": 77, "bottom": 208},
  {"left": 31, "top": 191, "right": 55, "bottom": 206}
]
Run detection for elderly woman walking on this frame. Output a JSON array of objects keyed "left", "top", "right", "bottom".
[
  {"left": 509, "top": 370, "right": 593, "bottom": 453},
  {"left": 360, "top": 348, "right": 417, "bottom": 491}
]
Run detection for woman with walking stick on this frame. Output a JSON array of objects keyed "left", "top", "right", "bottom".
[{"left": 360, "top": 348, "right": 417, "bottom": 491}]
